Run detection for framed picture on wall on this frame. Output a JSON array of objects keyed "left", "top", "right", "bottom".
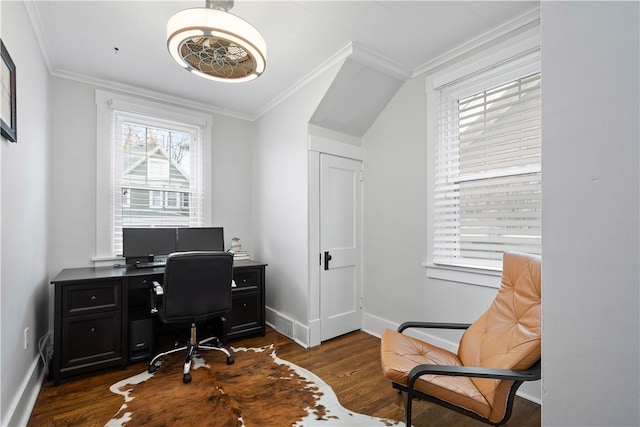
[{"left": 1, "top": 39, "right": 17, "bottom": 143}]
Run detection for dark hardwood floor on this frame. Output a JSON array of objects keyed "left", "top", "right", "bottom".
[{"left": 28, "top": 327, "right": 540, "bottom": 426}]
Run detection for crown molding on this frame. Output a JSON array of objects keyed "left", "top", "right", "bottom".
[
  {"left": 253, "top": 43, "right": 353, "bottom": 120},
  {"left": 412, "top": 6, "right": 540, "bottom": 78},
  {"left": 348, "top": 41, "right": 412, "bottom": 82},
  {"left": 24, "top": 1, "right": 540, "bottom": 123},
  {"left": 24, "top": 0, "right": 251, "bottom": 120},
  {"left": 52, "top": 68, "right": 252, "bottom": 121},
  {"left": 24, "top": 0, "right": 54, "bottom": 73}
]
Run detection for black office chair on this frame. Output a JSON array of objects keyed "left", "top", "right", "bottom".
[{"left": 148, "top": 251, "right": 235, "bottom": 383}]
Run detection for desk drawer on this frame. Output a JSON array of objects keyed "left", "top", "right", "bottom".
[
  {"left": 233, "top": 269, "right": 260, "bottom": 288},
  {"left": 229, "top": 291, "right": 261, "bottom": 331},
  {"left": 61, "top": 311, "right": 122, "bottom": 369},
  {"left": 62, "top": 281, "right": 121, "bottom": 316},
  {"left": 127, "top": 275, "right": 161, "bottom": 291}
]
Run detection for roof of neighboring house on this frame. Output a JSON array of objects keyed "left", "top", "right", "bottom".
[{"left": 123, "top": 145, "right": 189, "bottom": 182}]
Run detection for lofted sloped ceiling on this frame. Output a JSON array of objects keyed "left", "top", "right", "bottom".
[
  {"left": 310, "top": 54, "right": 404, "bottom": 137},
  {"left": 26, "top": 1, "right": 539, "bottom": 121}
]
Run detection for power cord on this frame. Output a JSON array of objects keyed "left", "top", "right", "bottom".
[{"left": 38, "top": 331, "right": 54, "bottom": 375}]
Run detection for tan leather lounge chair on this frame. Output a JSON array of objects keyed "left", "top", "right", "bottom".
[{"left": 381, "top": 252, "right": 541, "bottom": 426}]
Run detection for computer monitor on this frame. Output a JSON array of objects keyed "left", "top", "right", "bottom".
[
  {"left": 122, "top": 228, "right": 177, "bottom": 262},
  {"left": 176, "top": 227, "right": 225, "bottom": 252}
]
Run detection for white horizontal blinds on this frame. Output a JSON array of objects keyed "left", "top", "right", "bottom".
[
  {"left": 112, "top": 110, "right": 204, "bottom": 255},
  {"left": 434, "top": 58, "right": 541, "bottom": 269}
]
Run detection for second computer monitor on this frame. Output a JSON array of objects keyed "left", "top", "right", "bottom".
[{"left": 176, "top": 227, "right": 225, "bottom": 252}]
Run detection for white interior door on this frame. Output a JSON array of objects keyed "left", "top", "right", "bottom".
[{"left": 320, "top": 154, "right": 362, "bottom": 341}]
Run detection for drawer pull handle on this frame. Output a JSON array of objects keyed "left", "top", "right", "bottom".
[
  {"left": 243, "top": 303, "right": 247, "bottom": 308},
  {"left": 90, "top": 327, "right": 96, "bottom": 333},
  {"left": 90, "top": 295, "right": 97, "bottom": 301}
]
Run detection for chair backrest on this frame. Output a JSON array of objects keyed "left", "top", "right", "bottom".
[
  {"left": 458, "top": 252, "right": 541, "bottom": 419},
  {"left": 161, "top": 251, "right": 234, "bottom": 323}
]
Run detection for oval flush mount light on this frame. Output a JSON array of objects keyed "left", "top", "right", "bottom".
[{"left": 167, "top": 0, "right": 266, "bottom": 83}]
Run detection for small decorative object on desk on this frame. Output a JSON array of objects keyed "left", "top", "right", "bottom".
[{"left": 229, "top": 237, "right": 250, "bottom": 260}]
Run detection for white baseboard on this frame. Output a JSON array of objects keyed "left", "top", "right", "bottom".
[
  {"left": 2, "top": 356, "right": 45, "bottom": 427},
  {"left": 362, "top": 312, "right": 461, "bottom": 352},
  {"left": 265, "top": 306, "right": 310, "bottom": 348}
]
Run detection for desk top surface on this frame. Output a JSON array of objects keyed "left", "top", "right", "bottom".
[{"left": 51, "top": 259, "right": 267, "bottom": 284}]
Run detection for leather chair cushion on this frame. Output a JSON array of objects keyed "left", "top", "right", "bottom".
[
  {"left": 380, "top": 253, "right": 541, "bottom": 423},
  {"left": 458, "top": 252, "right": 541, "bottom": 420},
  {"left": 381, "top": 328, "right": 491, "bottom": 419}
]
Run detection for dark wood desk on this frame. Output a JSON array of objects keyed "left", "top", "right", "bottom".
[{"left": 50, "top": 260, "right": 266, "bottom": 385}]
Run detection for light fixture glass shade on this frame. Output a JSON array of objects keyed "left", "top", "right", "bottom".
[{"left": 167, "top": 7, "right": 266, "bottom": 83}]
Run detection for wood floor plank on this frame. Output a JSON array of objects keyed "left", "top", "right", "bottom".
[{"left": 28, "top": 327, "right": 540, "bottom": 426}]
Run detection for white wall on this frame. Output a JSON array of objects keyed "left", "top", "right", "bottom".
[
  {"left": 541, "top": 2, "right": 639, "bottom": 425},
  {"left": 360, "top": 30, "right": 542, "bottom": 402},
  {"left": 362, "top": 5, "right": 640, "bottom": 416},
  {"left": 253, "top": 64, "right": 341, "bottom": 346},
  {"left": 0, "top": 2, "right": 51, "bottom": 425},
  {"left": 361, "top": 76, "right": 436, "bottom": 321},
  {"left": 6, "top": 2, "right": 639, "bottom": 425},
  {"left": 48, "top": 78, "right": 98, "bottom": 275},
  {"left": 210, "top": 114, "right": 254, "bottom": 253},
  {"left": 47, "top": 78, "right": 255, "bottom": 278}
]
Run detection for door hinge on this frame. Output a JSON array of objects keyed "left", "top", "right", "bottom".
[{"left": 359, "top": 170, "right": 364, "bottom": 182}]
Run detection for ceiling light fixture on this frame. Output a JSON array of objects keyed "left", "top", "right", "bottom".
[{"left": 167, "top": 0, "right": 266, "bottom": 83}]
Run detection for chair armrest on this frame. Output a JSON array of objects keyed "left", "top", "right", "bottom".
[
  {"left": 398, "top": 321, "right": 472, "bottom": 333},
  {"left": 149, "top": 281, "right": 164, "bottom": 314},
  {"left": 408, "top": 360, "right": 541, "bottom": 385},
  {"left": 152, "top": 280, "right": 164, "bottom": 295}
]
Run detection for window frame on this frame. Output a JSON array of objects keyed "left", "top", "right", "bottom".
[
  {"left": 424, "top": 31, "right": 541, "bottom": 287},
  {"left": 95, "top": 90, "right": 212, "bottom": 261},
  {"left": 435, "top": 72, "right": 541, "bottom": 270}
]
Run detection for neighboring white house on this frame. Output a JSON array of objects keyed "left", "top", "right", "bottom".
[{"left": 121, "top": 144, "right": 191, "bottom": 227}]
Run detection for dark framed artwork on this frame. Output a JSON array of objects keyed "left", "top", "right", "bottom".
[{"left": 1, "top": 39, "right": 16, "bottom": 142}]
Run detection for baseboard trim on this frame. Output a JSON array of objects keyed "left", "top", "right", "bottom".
[
  {"left": 2, "top": 356, "right": 44, "bottom": 427},
  {"left": 265, "top": 306, "right": 309, "bottom": 348},
  {"left": 362, "top": 312, "right": 461, "bottom": 352}
]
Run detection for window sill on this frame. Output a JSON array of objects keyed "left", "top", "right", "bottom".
[{"left": 423, "top": 263, "right": 502, "bottom": 289}]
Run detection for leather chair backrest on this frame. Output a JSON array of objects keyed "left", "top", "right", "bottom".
[
  {"left": 161, "top": 251, "right": 234, "bottom": 323},
  {"left": 457, "top": 252, "right": 541, "bottom": 421}
]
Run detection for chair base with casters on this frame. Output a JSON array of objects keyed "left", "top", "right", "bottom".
[{"left": 148, "top": 321, "right": 235, "bottom": 383}]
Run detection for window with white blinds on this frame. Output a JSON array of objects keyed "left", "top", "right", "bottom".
[
  {"left": 433, "top": 61, "right": 541, "bottom": 270},
  {"left": 111, "top": 110, "right": 204, "bottom": 255}
]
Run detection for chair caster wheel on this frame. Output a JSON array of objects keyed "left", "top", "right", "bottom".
[
  {"left": 148, "top": 365, "right": 158, "bottom": 374},
  {"left": 227, "top": 356, "right": 235, "bottom": 365},
  {"left": 183, "top": 373, "right": 192, "bottom": 383}
]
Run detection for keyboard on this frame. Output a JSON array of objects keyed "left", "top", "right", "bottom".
[{"left": 135, "top": 261, "right": 166, "bottom": 268}]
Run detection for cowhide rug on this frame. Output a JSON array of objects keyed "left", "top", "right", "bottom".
[{"left": 106, "top": 344, "right": 403, "bottom": 427}]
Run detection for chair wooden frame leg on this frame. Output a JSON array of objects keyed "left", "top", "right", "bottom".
[{"left": 392, "top": 361, "right": 541, "bottom": 426}]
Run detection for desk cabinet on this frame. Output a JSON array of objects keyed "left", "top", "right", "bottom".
[
  {"left": 52, "top": 278, "right": 126, "bottom": 385},
  {"left": 229, "top": 263, "right": 266, "bottom": 340},
  {"left": 50, "top": 260, "right": 266, "bottom": 385}
]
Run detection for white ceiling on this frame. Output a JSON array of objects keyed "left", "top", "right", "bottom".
[{"left": 27, "top": 1, "right": 538, "bottom": 120}]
